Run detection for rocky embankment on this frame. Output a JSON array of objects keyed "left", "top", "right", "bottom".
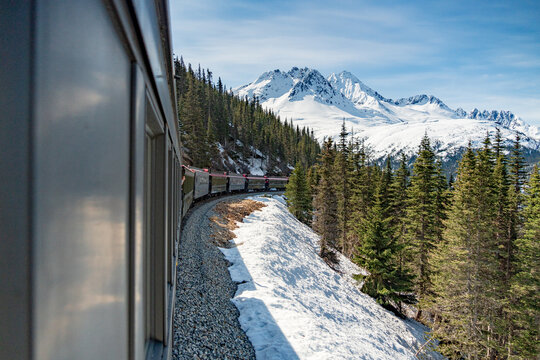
[{"left": 172, "top": 195, "right": 265, "bottom": 360}]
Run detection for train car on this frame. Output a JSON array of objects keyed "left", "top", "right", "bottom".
[
  {"left": 182, "top": 166, "right": 195, "bottom": 217},
  {"left": 210, "top": 172, "right": 228, "bottom": 194},
  {"left": 228, "top": 174, "right": 247, "bottom": 192},
  {"left": 192, "top": 167, "right": 210, "bottom": 200},
  {"left": 1, "top": 1, "right": 182, "bottom": 360},
  {"left": 0, "top": 2, "right": 292, "bottom": 359},
  {"left": 245, "top": 175, "right": 267, "bottom": 191},
  {"left": 266, "top": 177, "right": 289, "bottom": 190}
]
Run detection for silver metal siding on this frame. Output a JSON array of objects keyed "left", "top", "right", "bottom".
[
  {"left": 229, "top": 176, "right": 246, "bottom": 191},
  {"left": 194, "top": 172, "right": 210, "bottom": 199},
  {"left": 210, "top": 175, "right": 228, "bottom": 194},
  {"left": 131, "top": 65, "right": 147, "bottom": 360},
  {"left": 182, "top": 170, "right": 195, "bottom": 216},
  {"left": 33, "top": 1, "right": 130, "bottom": 358},
  {"left": 248, "top": 178, "right": 266, "bottom": 190},
  {"left": 132, "top": 0, "right": 178, "bottom": 152}
]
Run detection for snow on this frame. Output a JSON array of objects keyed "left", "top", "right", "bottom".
[
  {"left": 247, "top": 157, "right": 265, "bottom": 176},
  {"left": 219, "top": 195, "right": 442, "bottom": 360},
  {"left": 234, "top": 67, "right": 540, "bottom": 160}
]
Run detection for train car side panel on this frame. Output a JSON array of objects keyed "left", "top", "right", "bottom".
[
  {"left": 228, "top": 176, "right": 246, "bottom": 192},
  {"left": 267, "top": 178, "right": 288, "bottom": 190},
  {"left": 210, "top": 174, "right": 228, "bottom": 194},
  {"left": 193, "top": 170, "right": 210, "bottom": 199},
  {"left": 33, "top": 1, "right": 131, "bottom": 358},
  {"left": 182, "top": 168, "right": 194, "bottom": 217},
  {"left": 247, "top": 177, "right": 266, "bottom": 190},
  {"left": 130, "top": 65, "right": 147, "bottom": 360}
]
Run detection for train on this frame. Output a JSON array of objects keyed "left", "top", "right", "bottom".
[
  {"left": 181, "top": 166, "right": 288, "bottom": 216},
  {"left": 0, "top": 1, "right": 287, "bottom": 360}
]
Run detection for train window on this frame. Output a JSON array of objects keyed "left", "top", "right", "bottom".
[
  {"left": 143, "top": 95, "right": 166, "bottom": 349},
  {"left": 167, "top": 145, "right": 173, "bottom": 286},
  {"left": 144, "top": 133, "right": 153, "bottom": 344}
]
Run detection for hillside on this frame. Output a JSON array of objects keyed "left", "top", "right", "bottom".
[
  {"left": 174, "top": 59, "right": 320, "bottom": 174},
  {"left": 234, "top": 67, "right": 540, "bottom": 164},
  {"left": 220, "top": 195, "right": 443, "bottom": 359}
]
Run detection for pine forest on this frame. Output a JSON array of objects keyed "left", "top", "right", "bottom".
[
  {"left": 174, "top": 57, "right": 320, "bottom": 173},
  {"left": 285, "top": 123, "right": 539, "bottom": 359}
]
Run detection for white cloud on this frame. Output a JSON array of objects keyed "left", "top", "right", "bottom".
[{"left": 170, "top": 0, "right": 540, "bottom": 126}]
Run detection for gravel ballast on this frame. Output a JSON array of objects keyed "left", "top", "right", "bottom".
[{"left": 172, "top": 194, "right": 258, "bottom": 360}]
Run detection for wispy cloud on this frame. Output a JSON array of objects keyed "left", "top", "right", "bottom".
[{"left": 170, "top": 0, "right": 540, "bottom": 125}]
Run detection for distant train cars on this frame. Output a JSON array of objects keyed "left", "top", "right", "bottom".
[
  {"left": 181, "top": 166, "right": 288, "bottom": 214},
  {"left": 265, "top": 176, "right": 289, "bottom": 191}
]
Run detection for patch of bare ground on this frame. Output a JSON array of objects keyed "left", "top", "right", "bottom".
[{"left": 209, "top": 199, "right": 266, "bottom": 246}]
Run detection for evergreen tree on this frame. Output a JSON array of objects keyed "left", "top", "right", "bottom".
[
  {"left": 306, "top": 165, "right": 319, "bottom": 199},
  {"left": 348, "top": 140, "right": 376, "bottom": 250},
  {"left": 432, "top": 139, "right": 500, "bottom": 358},
  {"left": 353, "top": 181, "right": 415, "bottom": 313},
  {"left": 499, "top": 133, "right": 527, "bottom": 355},
  {"left": 491, "top": 143, "right": 515, "bottom": 355},
  {"left": 510, "top": 164, "right": 540, "bottom": 359},
  {"left": 494, "top": 127, "right": 504, "bottom": 159},
  {"left": 285, "top": 162, "right": 311, "bottom": 224},
  {"left": 390, "top": 154, "right": 414, "bottom": 313},
  {"left": 432, "top": 146, "right": 479, "bottom": 358},
  {"left": 334, "top": 122, "right": 352, "bottom": 254},
  {"left": 379, "top": 158, "right": 394, "bottom": 218},
  {"left": 313, "top": 139, "right": 338, "bottom": 261},
  {"left": 406, "top": 134, "right": 443, "bottom": 319},
  {"left": 509, "top": 133, "right": 526, "bottom": 194}
]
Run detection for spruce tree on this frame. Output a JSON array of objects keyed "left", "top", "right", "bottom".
[
  {"left": 432, "top": 139, "right": 501, "bottom": 358},
  {"left": 313, "top": 139, "right": 339, "bottom": 261},
  {"left": 390, "top": 154, "right": 414, "bottom": 312},
  {"left": 432, "top": 146, "right": 479, "bottom": 358},
  {"left": 285, "top": 162, "right": 311, "bottom": 224},
  {"left": 510, "top": 133, "right": 526, "bottom": 194},
  {"left": 334, "top": 122, "right": 352, "bottom": 254},
  {"left": 491, "top": 144, "right": 515, "bottom": 355},
  {"left": 353, "top": 181, "right": 415, "bottom": 313},
  {"left": 306, "top": 165, "right": 319, "bottom": 201},
  {"left": 406, "top": 134, "right": 442, "bottom": 319},
  {"left": 510, "top": 164, "right": 540, "bottom": 359},
  {"left": 348, "top": 140, "right": 376, "bottom": 253},
  {"left": 379, "top": 158, "right": 394, "bottom": 218}
]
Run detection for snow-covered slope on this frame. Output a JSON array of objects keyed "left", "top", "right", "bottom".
[
  {"left": 220, "top": 195, "right": 442, "bottom": 360},
  {"left": 235, "top": 68, "right": 540, "bottom": 160}
]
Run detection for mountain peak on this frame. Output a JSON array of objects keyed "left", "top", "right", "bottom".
[
  {"left": 336, "top": 70, "right": 360, "bottom": 83},
  {"left": 233, "top": 67, "right": 539, "bottom": 158},
  {"left": 289, "top": 68, "right": 344, "bottom": 103},
  {"left": 467, "top": 108, "right": 518, "bottom": 128},
  {"left": 390, "top": 94, "right": 451, "bottom": 111},
  {"left": 328, "top": 71, "right": 386, "bottom": 104},
  {"left": 287, "top": 66, "right": 313, "bottom": 80}
]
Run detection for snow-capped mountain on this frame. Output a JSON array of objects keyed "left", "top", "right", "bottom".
[{"left": 234, "top": 67, "right": 540, "bottom": 161}]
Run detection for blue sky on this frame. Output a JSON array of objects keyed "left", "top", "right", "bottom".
[{"left": 170, "top": 0, "right": 540, "bottom": 125}]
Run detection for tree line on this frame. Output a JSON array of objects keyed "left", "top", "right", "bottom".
[
  {"left": 175, "top": 57, "right": 320, "bottom": 173},
  {"left": 285, "top": 123, "right": 538, "bottom": 359}
]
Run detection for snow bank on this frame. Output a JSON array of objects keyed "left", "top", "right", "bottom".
[{"left": 219, "top": 195, "right": 442, "bottom": 360}]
